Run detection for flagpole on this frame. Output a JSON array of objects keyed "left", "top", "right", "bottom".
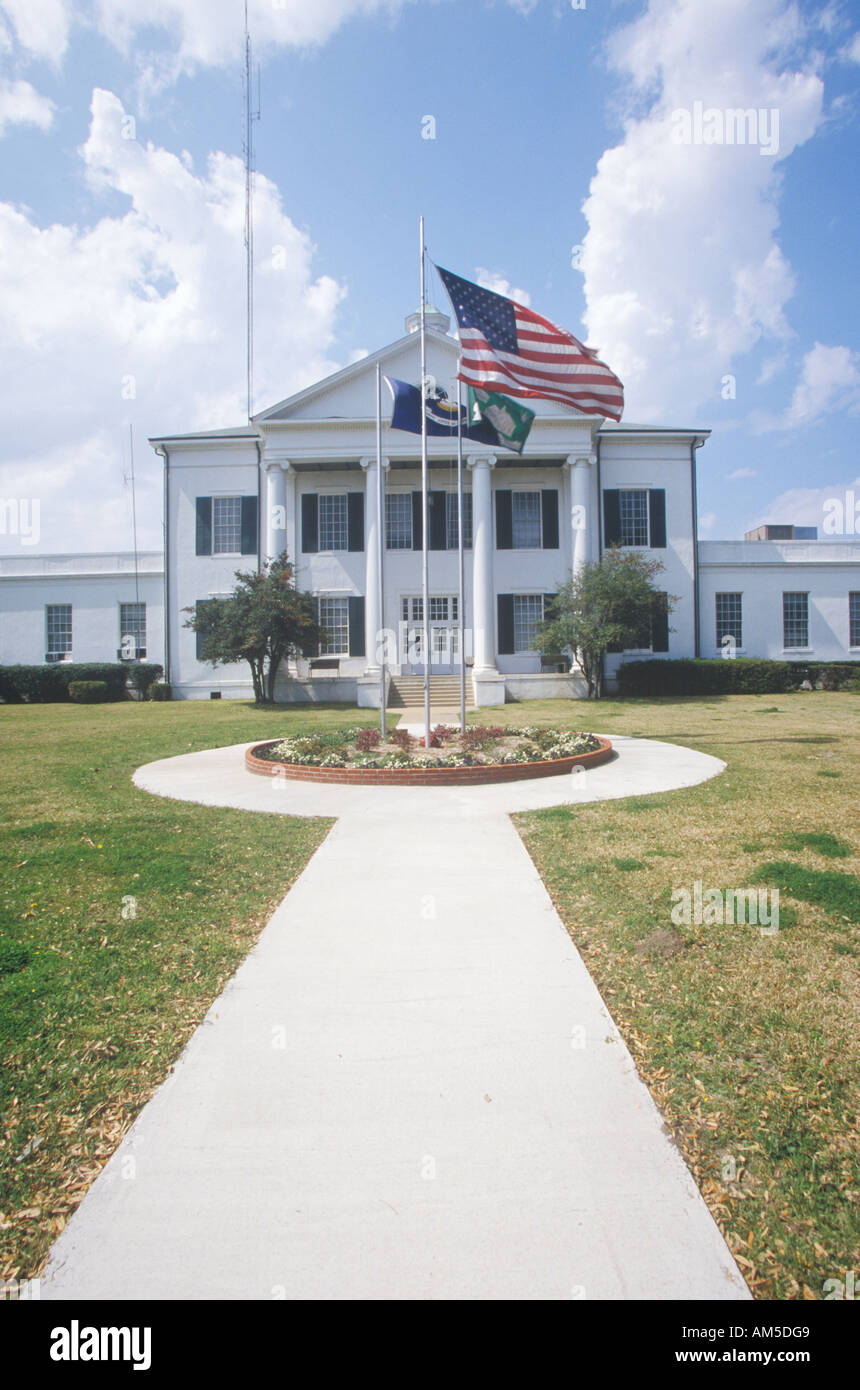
[
  {"left": 456, "top": 380, "right": 466, "bottom": 733},
  {"left": 419, "top": 215, "right": 431, "bottom": 748},
  {"left": 376, "top": 363, "right": 386, "bottom": 737}
]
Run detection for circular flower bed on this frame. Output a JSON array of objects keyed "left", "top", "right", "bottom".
[{"left": 246, "top": 725, "right": 613, "bottom": 786}]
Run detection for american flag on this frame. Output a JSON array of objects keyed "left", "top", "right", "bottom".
[{"left": 436, "top": 265, "right": 624, "bottom": 422}]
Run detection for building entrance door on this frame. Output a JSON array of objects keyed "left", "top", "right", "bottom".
[{"left": 402, "top": 596, "right": 461, "bottom": 675}]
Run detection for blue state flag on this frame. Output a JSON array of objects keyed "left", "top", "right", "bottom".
[{"left": 385, "top": 377, "right": 514, "bottom": 448}]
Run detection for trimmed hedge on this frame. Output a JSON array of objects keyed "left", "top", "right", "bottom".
[
  {"left": 68, "top": 680, "right": 110, "bottom": 703},
  {"left": 0, "top": 662, "right": 161, "bottom": 704},
  {"left": 127, "top": 662, "right": 164, "bottom": 697},
  {"left": 148, "top": 682, "right": 172, "bottom": 701},
  {"left": 616, "top": 658, "right": 859, "bottom": 697}
]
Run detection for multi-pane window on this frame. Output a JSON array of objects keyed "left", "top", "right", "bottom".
[
  {"left": 513, "top": 594, "right": 544, "bottom": 652},
  {"left": 715, "top": 593, "right": 742, "bottom": 649},
  {"left": 386, "top": 494, "right": 412, "bottom": 550},
  {"left": 446, "top": 492, "right": 473, "bottom": 549},
  {"left": 212, "top": 496, "right": 242, "bottom": 554},
  {"left": 46, "top": 604, "right": 72, "bottom": 657},
  {"left": 849, "top": 593, "right": 860, "bottom": 647},
  {"left": 120, "top": 602, "right": 146, "bottom": 656},
  {"left": 619, "top": 490, "right": 649, "bottom": 547},
  {"left": 318, "top": 597, "right": 349, "bottom": 654},
  {"left": 402, "top": 596, "right": 458, "bottom": 623},
  {"left": 319, "top": 494, "right": 348, "bottom": 551},
  {"left": 783, "top": 592, "right": 809, "bottom": 649},
  {"left": 511, "top": 492, "right": 542, "bottom": 549}
]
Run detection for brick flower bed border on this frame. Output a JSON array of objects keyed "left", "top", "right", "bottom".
[{"left": 245, "top": 736, "right": 614, "bottom": 786}]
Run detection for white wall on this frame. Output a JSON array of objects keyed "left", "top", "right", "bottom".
[
  {"left": 600, "top": 433, "right": 698, "bottom": 679},
  {"left": 0, "top": 553, "right": 163, "bottom": 669},
  {"left": 698, "top": 540, "right": 860, "bottom": 661},
  {"left": 165, "top": 443, "right": 260, "bottom": 698}
]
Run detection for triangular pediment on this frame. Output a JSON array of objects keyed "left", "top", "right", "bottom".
[
  {"left": 255, "top": 328, "right": 462, "bottom": 423},
  {"left": 254, "top": 324, "right": 605, "bottom": 438}
]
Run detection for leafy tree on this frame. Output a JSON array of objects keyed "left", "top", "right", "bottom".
[
  {"left": 536, "top": 548, "right": 675, "bottom": 699},
  {"left": 184, "top": 554, "right": 321, "bottom": 703}
]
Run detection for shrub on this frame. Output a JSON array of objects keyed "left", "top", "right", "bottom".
[
  {"left": 68, "top": 680, "right": 110, "bottom": 703},
  {"left": 149, "top": 682, "right": 172, "bottom": 701},
  {"left": 355, "top": 727, "right": 381, "bottom": 753},
  {"left": 801, "top": 663, "right": 859, "bottom": 692},
  {"left": 0, "top": 663, "right": 130, "bottom": 703},
  {"left": 128, "top": 662, "right": 163, "bottom": 697},
  {"left": 616, "top": 658, "right": 796, "bottom": 697},
  {"left": 390, "top": 728, "right": 413, "bottom": 751}
]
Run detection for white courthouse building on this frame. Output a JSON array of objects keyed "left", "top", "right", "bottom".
[
  {"left": 1, "top": 307, "right": 858, "bottom": 701},
  {"left": 0, "top": 550, "right": 163, "bottom": 669}
]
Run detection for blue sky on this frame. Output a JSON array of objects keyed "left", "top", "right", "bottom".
[{"left": 0, "top": 0, "right": 858, "bottom": 553}]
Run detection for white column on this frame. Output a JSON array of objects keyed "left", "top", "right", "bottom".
[
  {"left": 264, "top": 460, "right": 288, "bottom": 564},
  {"left": 284, "top": 463, "right": 297, "bottom": 568},
  {"left": 360, "top": 456, "right": 388, "bottom": 672},
  {"left": 566, "top": 453, "right": 595, "bottom": 575},
  {"left": 468, "top": 455, "right": 497, "bottom": 674}
]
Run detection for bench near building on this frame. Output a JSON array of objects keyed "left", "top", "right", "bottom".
[{"left": 1, "top": 308, "right": 858, "bottom": 701}]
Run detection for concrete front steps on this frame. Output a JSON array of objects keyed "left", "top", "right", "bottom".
[{"left": 388, "top": 674, "right": 471, "bottom": 708}]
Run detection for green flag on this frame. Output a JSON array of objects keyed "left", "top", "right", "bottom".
[{"left": 468, "top": 386, "right": 535, "bottom": 454}]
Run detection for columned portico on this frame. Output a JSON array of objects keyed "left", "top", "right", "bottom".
[
  {"left": 360, "top": 455, "right": 389, "bottom": 673},
  {"left": 468, "top": 454, "right": 497, "bottom": 675},
  {"left": 566, "top": 453, "right": 596, "bottom": 574}
]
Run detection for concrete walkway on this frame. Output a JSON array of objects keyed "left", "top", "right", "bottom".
[{"left": 41, "top": 736, "right": 749, "bottom": 1300}]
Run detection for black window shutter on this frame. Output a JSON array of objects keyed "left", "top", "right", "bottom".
[
  {"left": 498, "top": 594, "right": 515, "bottom": 655},
  {"left": 541, "top": 490, "right": 559, "bottom": 549},
  {"left": 301, "top": 494, "right": 318, "bottom": 553},
  {"left": 240, "top": 496, "right": 258, "bottom": 554},
  {"left": 543, "top": 592, "right": 559, "bottom": 623},
  {"left": 652, "top": 592, "right": 669, "bottom": 652},
  {"left": 429, "top": 490, "right": 446, "bottom": 550},
  {"left": 411, "top": 491, "right": 423, "bottom": 551},
  {"left": 195, "top": 497, "right": 212, "bottom": 556},
  {"left": 496, "top": 490, "right": 513, "bottom": 549},
  {"left": 348, "top": 596, "right": 365, "bottom": 657},
  {"left": 347, "top": 492, "right": 364, "bottom": 551},
  {"left": 603, "top": 489, "right": 621, "bottom": 548},
  {"left": 649, "top": 489, "right": 667, "bottom": 549}
]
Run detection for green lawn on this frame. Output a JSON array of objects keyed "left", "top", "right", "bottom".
[
  {"left": 1, "top": 693, "right": 858, "bottom": 1298},
  {"left": 508, "top": 693, "right": 860, "bottom": 1299},
  {"left": 0, "top": 700, "right": 371, "bottom": 1283}
]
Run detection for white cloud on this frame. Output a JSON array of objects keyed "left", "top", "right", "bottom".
[
  {"left": 842, "top": 32, "right": 860, "bottom": 63},
  {"left": 698, "top": 511, "right": 717, "bottom": 535},
  {"left": 0, "top": 0, "right": 70, "bottom": 62},
  {"left": 727, "top": 467, "right": 756, "bottom": 479},
  {"left": 757, "top": 352, "right": 787, "bottom": 385},
  {"left": 580, "top": 0, "right": 825, "bottom": 423},
  {"left": 0, "top": 0, "right": 415, "bottom": 74},
  {"left": 475, "top": 267, "right": 531, "bottom": 307},
  {"left": 0, "top": 88, "right": 345, "bottom": 552},
  {"left": 750, "top": 475, "right": 860, "bottom": 533},
  {"left": 754, "top": 342, "right": 860, "bottom": 431},
  {"left": 0, "top": 78, "right": 55, "bottom": 134}
]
